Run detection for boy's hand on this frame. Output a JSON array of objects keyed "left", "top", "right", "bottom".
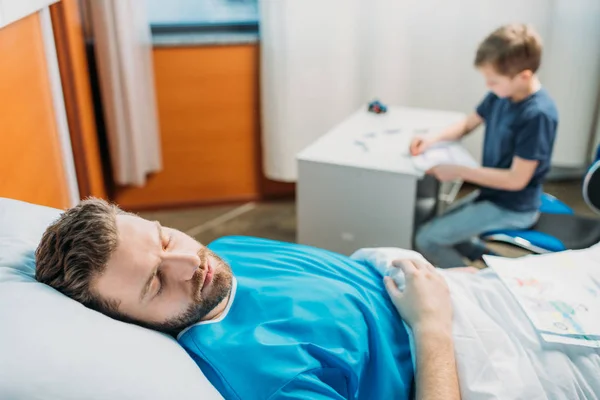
[
  {"left": 384, "top": 259, "right": 453, "bottom": 334},
  {"left": 409, "top": 136, "right": 436, "bottom": 156},
  {"left": 427, "top": 165, "right": 466, "bottom": 182}
]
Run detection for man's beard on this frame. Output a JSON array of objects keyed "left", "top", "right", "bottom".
[{"left": 146, "top": 249, "right": 233, "bottom": 335}]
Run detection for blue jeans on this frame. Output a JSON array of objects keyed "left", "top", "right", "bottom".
[{"left": 415, "top": 192, "right": 539, "bottom": 268}]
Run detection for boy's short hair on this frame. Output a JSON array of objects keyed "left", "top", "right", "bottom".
[{"left": 475, "top": 24, "right": 542, "bottom": 77}]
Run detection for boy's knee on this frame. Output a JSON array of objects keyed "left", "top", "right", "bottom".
[
  {"left": 415, "top": 223, "right": 455, "bottom": 251},
  {"left": 415, "top": 225, "right": 437, "bottom": 252}
]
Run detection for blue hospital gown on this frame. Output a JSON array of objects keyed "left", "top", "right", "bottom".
[{"left": 177, "top": 237, "right": 414, "bottom": 399}]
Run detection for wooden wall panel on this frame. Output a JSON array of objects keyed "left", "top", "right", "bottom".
[
  {"left": 50, "top": 0, "right": 106, "bottom": 199},
  {"left": 261, "top": 179, "right": 296, "bottom": 199},
  {"left": 113, "top": 45, "right": 261, "bottom": 210},
  {"left": 0, "top": 12, "right": 70, "bottom": 209}
]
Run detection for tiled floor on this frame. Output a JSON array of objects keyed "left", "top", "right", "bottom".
[{"left": 140, "top": 179, "right": 596, "bottom": 261}]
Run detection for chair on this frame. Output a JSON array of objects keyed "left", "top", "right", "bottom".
[{"left": 482, "top": 154, "right": 600, "bottom": 254}]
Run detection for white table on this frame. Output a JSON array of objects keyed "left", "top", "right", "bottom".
[{"left": 297, "top": 106, "right": 465, "bottom": 255}]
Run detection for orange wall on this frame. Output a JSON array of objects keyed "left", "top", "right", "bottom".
[
  {"left": 0, "top": 12, "right": 71, "bottom": 209},
  {"left": 113, "top": 45, "right": 262, "bottom": 210}
]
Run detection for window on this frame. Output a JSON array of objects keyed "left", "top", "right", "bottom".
[{"left": 145, "top": 0, "right": 258, "bottom": 31}]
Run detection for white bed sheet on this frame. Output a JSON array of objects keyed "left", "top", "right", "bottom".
[{"left": 351, "top": 248, "right": 600, "bottom": 400}]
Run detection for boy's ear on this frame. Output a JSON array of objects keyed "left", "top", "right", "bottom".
[{"left": 517, "top": 69, "right": 533, "bottom": 80}]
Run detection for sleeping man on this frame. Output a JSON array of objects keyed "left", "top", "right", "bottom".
[{"left": 35, "top": 199, "right": 599, "bottom": 399}]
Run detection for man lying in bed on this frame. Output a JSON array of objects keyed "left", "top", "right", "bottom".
[{"left": 34, "top": 199, "right": 598, "bottom": 399}]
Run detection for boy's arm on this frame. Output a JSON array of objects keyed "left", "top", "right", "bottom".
[
  {"left": 458, "top": 156, "right": 538, "bottom": 191},
  {"left": 430, "top": 111, "right": 553, "bottom": 190},
  {"left": 436, "top": 112, "right": 484, "bottom": 142},
  {"left": 411, "top": 113, "right": 482, "bottom": 155}
]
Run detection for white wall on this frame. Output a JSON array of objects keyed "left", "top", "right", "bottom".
[
  {"left": 261, "top": 0, "right": 600, "bottom": 181},
  {"left": 541, "top": 0, "right": 600, "bottom": 167},
  {"left": 145, "top": 0, "right": 257, "bottom": 25},
  {"left": 0, "top": 0, "right": 58, "bottom": 28},
  {"left": 358, "top": 0, "right": 600, "bottom": 166}
]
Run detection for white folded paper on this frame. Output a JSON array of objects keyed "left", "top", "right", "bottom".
[{"left": 412, "top": 141, "right": 478, "bottom": 171}]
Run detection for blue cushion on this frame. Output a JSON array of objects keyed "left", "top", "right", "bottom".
[
  {"left": 540, "top": 193, "right": 573, "bottom": 215},
  {"left": 481, "top": 193, "right": 571, "bottom": 253},
  {"left": 483, "top": 229, "right": 566, "bottom": 252}
]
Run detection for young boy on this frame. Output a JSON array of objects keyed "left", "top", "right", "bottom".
[{"left": 410, "top": 24, "right": 558, "bottom": 268}]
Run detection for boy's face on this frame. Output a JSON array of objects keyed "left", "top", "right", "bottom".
[{"left": 478, "top": 64, "right": 532, "bottom": 99}]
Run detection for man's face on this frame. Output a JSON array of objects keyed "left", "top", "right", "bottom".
[
  {"left": 93, "top": 214, "right": 233, "bottom": 333},
  {"left": 478, "top": 63, "right": 530, "bottom": 99}
]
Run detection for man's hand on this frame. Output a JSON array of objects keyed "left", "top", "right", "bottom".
[
  {"left": 426, "top": 165, "right": 466, "bottom": 182},
  {"left": 384, "top": 259, "right": 453, "bottom": 334},
  {"left": 385, "top": 260, "right": 461, "bottom": 400},
  {"left": 409, "top": 136, "right": 437, "bottom": 156}
]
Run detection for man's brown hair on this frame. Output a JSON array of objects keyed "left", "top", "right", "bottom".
[
  {"left": 35, "top": 198, "right": 125, "bottom": 316},
  {"left": 474, "top": 24, "right": 542, "bottom": 77}
]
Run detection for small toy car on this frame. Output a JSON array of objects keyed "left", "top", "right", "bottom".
[{"left": 368, "top": 100, "right": 388, "bottom": 114}]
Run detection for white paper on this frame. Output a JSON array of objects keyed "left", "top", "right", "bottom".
[
  {"left": 541, "top": 333, "right": 600, "bottom": 348},
  {"left": 484, "top": 250, "right": 600, "bottom": 347},
  {"left": 353, "top": 131, "right": 411, "bottom": 156},
  {"left": 412, "top": 141, "right": 478, "bottom": 171}
]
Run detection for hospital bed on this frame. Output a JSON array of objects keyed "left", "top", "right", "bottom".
[{"left": 1, "top": 197, "right": 598, "bottom": 399}]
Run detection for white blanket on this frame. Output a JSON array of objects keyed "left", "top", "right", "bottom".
[{"left": 351, "top": 248, "right": 600, "bottom": 400}]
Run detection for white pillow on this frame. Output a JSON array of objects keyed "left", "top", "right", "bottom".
[{"left": 0, "top": 198, "right": 222, "bottom": 400}]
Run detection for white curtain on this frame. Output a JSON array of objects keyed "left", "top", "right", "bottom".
[
  {"left": 260, "top": 0, "right": 600, "bottom": 182},
  {"left": 89, "top": 0, "right": 161, "bottom": 186}
]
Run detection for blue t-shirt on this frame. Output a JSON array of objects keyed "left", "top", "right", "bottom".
[
  {"left": 178, "top": 236, "right": 414, "bottom": 400},
  {"left": 476, "top": 89, "right": 558, "bottom": 212}
]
